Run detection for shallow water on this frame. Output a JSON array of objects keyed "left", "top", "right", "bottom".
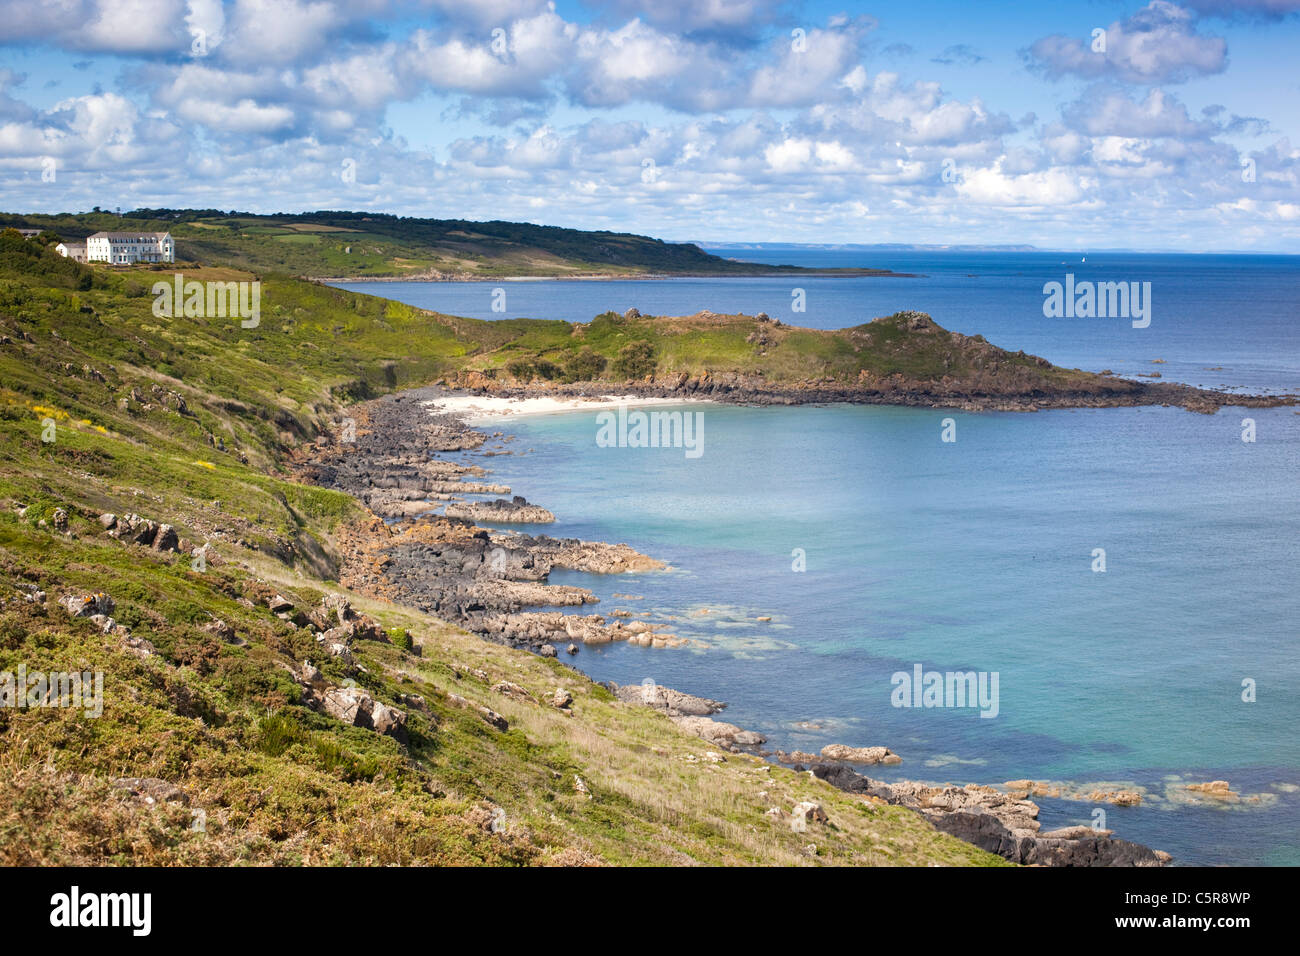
[{"left": 349, "top": 252, "right": 1300, "bottom": 865}]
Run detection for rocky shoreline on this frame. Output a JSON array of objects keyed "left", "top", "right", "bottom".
[
  {"left": 443, "top": 368, "right": 1293, "bottom": 415},
  {"left": 293, "top": 385, "right": 1180, "bottom": 865}
]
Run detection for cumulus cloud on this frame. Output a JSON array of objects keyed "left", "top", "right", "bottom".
[{"left": 1026, "top": 1, "right": 1227, "bottom": 84}]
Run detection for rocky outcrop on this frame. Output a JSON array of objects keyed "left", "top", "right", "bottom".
[
  {"left": 613, "top": 682, "right": 725, "bottom": 716},
  {"left": 445, "top": 497, "right": 555, "bottom": 524},
  {"left": 669, "top": 716, "right": 766, "bottom": 751},
  {"left": 819, "top": 744, "right": 902, "bottom": 765},
  {"left": 287, "top": 661, "right": 408, "bottom": 742},
  {"left": 810, "top": 764, "right": 1169, "bottom": 867}
]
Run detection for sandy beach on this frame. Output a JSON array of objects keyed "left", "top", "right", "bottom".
[{"left": 422, "top": 393, "right": 712, "bottom": 425}]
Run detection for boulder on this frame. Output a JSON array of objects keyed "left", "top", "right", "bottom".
[
  {"left": 59, "top": 591, "right": 115, "bottom": 619},
  {"left": 792, "top": 802, "right": 828, "bottom": 825},
  {"left": 152, "top": 524, "right": 180, "bottom": 552},
  {"left": 820, "top": 744, "right": 902, "bottom": 765}
]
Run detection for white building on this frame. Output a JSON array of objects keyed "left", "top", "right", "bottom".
[
  {"left": 55, "top": 241, "right": 87, "bottom": 262},
  {"left": 83, "top": 231, "right": 174, "bottom": 264}
]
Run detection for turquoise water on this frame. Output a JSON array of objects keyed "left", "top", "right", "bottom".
[
  {"left": 470, "top": 402, "right": 1299, "bottom": 866},
  {"left": 344, "top": 252, "right": 1300, "bottom": 864}
]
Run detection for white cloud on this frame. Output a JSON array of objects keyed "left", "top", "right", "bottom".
[{"left": 1027, "top": 1, "right": 1227, "bottom": 84}]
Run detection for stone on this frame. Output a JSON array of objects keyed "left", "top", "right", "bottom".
[
  {"left": 538, "top": 643, "right": 557, "bottom": 658},
  {"left": 792, "top": 802, "right": 828, "bottom": 825},
  {"left": 820, "top": 744, "right": 902, "bottom": 765},
  {"left": 566, "top": 643, "right": 579, "bottom": 655},
  {"left": 152, "top": 524, "right": 180, "bottom": 552},
  {"left": 551, "top": 688, "right": 574, "bottom": 709},
  {"left": 492, "top": 681, "right": 536, "bottom": 704},
  {"left": 59, "top": 591, "right": 115, "bottom": 619}
]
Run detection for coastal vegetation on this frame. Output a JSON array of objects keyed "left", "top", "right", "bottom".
[
  {"left": 0, "top": 227, "right": 1005, "bottom": 866},
  {"left": 0, "top": 209, "right": 863, "bottom": 279}
]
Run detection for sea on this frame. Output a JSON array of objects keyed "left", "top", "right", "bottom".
[{"left": 332, "top": 249, "right": 1300, "bottom": 865}]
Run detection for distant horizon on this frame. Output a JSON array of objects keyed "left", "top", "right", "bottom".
[
  {"left": 2, "top": 1, "right": 1298, "bottom": 252},
  {"left": 5, "top": 206, "right": 1299, "bottom": 258}
]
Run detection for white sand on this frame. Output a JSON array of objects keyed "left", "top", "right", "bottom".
[{"left": 423, "top": 393, "right": 708, "bottom": 425}]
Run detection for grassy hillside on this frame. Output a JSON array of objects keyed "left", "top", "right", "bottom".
[
  {"left": 0, "top": 231, "right": 1003, "bottom": 865},
  {"left": 0, "top": 209, "right": 840, "bottom": 279}
]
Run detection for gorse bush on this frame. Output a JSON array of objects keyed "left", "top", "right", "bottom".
[
  {"left": 563, "top": 347, "right": 606, "bottom": 382},
  {"left": 612, "top": 341, "right": 656, "bottom": 380}
]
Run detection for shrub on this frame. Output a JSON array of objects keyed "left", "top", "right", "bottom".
[
  {"left": 612, "top": 341, "right": 656, "bottom": 380},
  {"left": 256, "top": 713, "right": 307, "bottom": 757},
  {"left": 563, "top": 347, "right": 607, "bottom": 382}
]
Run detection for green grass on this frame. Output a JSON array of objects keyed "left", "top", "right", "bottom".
[{"left": 0, "top": 234, "right": 1032, "bottom": 866}]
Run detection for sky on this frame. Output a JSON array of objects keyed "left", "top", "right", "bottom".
[{"left": 1, "top": 0, "right": 1298, "bottom": 250}]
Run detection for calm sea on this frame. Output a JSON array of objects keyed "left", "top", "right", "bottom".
[{"left": 332, "top": 251, "right": 1300, "bottom": 865}]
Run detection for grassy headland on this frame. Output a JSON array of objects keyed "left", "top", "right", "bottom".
[
  {"left": 0, "top": 209, "right": 903, "bottom": 280},
  {"left": 0, "top": 228, "right": 1006, "bottom": 866}
]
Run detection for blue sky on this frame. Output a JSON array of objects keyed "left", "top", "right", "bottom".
[{"left": 1, "top": 0, "right": 1298, "bottom": 250}]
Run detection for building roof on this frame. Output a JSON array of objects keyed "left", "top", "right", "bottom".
[
  {"left": 87, "top": 231, "right": 171, "bottom": 240},
  {"left": 57, "top": 241, "right": 86, "bottom": 249}
]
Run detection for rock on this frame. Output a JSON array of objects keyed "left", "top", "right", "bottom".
[
  {"left": 820, "top": 744, "right": 902, "bottom": 765},
  {"left": 492, "top": 681, "right": 536, "bottom": 704},
  {"left": 369, "top": 701, "right": 406, "bottom": 738},
  {"left": 267, "top": 594, "right": 294, "bottom": 614},
  {"left": 322, "top": 593, "right": 356, "bottom": 624},
  {"left": 792, "top": 802, "right": 828, "bottom": 825},
  {"left": 566, "top": 643, "right": 579, "bottom": 655},
  {"left": 1182, "top": 780, "right": 1238, "bottom": 802},
  {"left": 315, "top": 684, "right": 408, "bottom": 742},
  {"left": 538, "top": 643, "right": 557, "bottom": 658},
  {"left": 551, "top": 688, "right": 574, "bottom": 710},
  {"left": 152, "top": 524, "right": 179, "bottom": 552},
  {"left": 1041, "top": 825, "right": 1109, "bottom": 840},
  {"left": 112, "top": 777, "right": 188, "bottom": 807},
  {"left": 669, "top": 715, "right": 766, "bottom": 751},
  {"left": 811, "top": 764, "right": 1169, "bottom": 867},
  {"left": 574, "top": 775, "right": 591, "bottom": 797},
  {"left": 59, "top": 591, "right": 115, "bottom": 619},
  {"left": 614, "top": 682, "right": 725, "bottom": 716},
  {"left": 320, "top": 625, "right": 353, "bottom": 646},
  {"left": 116, "top": 514, "right": 158, "bottom": 546},
  {"left": 51, "top": 508, "right": 68, "bottom": 532},
  {"left": 120, "top": 633, "right": 156, "bottom": 658}
]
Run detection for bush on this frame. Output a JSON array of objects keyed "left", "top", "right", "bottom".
[
  {"left": 388, "top": 627, "right": 413, "bottom": 651},
  {"left": 564, "top": 348, "right": 607, "bottom": 382},
  {"left": 612, "top": 341, "right": 656, "bottom": 380},
  {"left": 256, "top": 713, "right": 306, "bottom": 757}
]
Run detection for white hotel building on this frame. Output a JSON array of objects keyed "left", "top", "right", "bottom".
[{"left": 82, "top": 231, "right": 175, "bottom": 264}]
